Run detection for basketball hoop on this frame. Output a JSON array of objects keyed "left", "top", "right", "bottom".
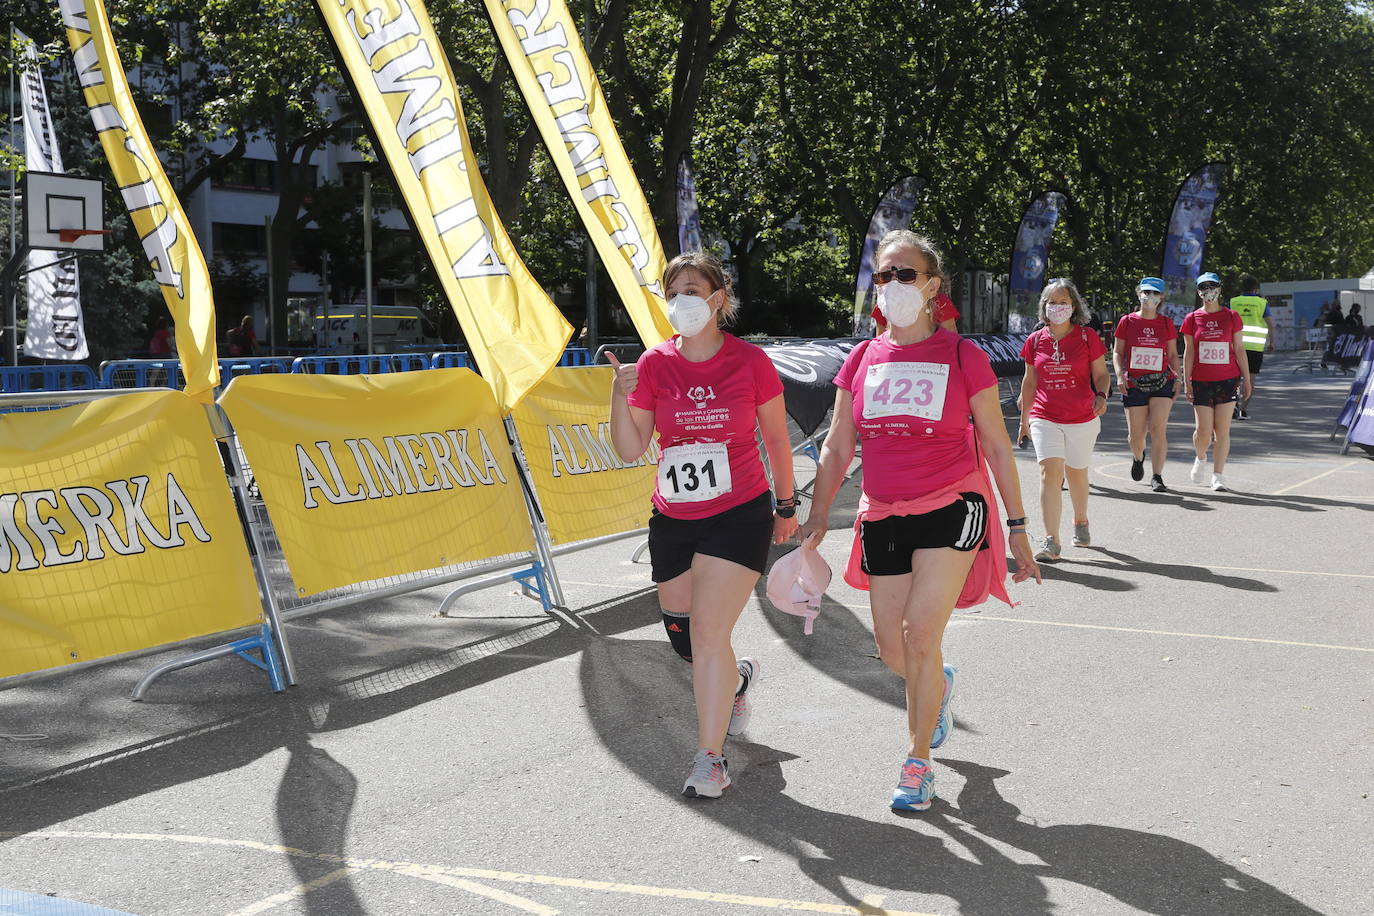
[{"left": 57, "top": 228, "right": 111, "bottom": 244}]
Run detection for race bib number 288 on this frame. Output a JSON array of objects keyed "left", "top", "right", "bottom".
[
  {"left": 863, "top": 361, "right": 949, "bottom": 421},
  {"left": 1199, "top": 341, "right": 1230, "bottom": 365},
  {"left": 658, "top": 443, "right": 732, "bottom": 503}
]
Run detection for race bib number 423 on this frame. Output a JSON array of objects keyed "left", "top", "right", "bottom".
[
  {"left": 863, "top": 361, "right": 949, "bottom": 421},
  {"left": 658, "top": 443, "right": 732, "bottom": 503},
  {"left": 1199, "top": 341, "right": 1230, "bottom": 365}
]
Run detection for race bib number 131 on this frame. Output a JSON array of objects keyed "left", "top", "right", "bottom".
[{"left": 658, "top": 443, "right": 732, "bottom": 503}]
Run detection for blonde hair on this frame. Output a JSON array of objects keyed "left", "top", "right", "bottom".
[
  {"left": 875, "top": 229, "right": 946, "bottom": 288},
  {"left": 664, "top": 252, "right": 739, "bottom": 326},
  {"left": 1037, "top": 278, "right": 1092, "bottom": 326}
]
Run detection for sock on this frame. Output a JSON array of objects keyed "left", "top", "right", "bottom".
[
  {"left": 735, "top": 665, "right": 750, "bottom": 697},
  {"left": 661, "top": 609, "right": 692, "bottom": 662}
]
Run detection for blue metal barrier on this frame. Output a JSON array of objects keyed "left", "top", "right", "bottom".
[
  {"left": 291, "top": 355, "right": 393, "bottom": 374},
  {"left": 559, "top": 347, "right": 594, "bottom": 367},
  {"left": 99, "top": 359, "right": 184, "bottom": 389},
  {"left": 430, "top": 351, "right": 473, "bottom": 369},
  {"left": 219, "top": 357, "right": 292, "bottom": 383},
  {"left": 390, "top": 353, "right": 430, "bottom": 372},
  {"left": 0, "top": 364, "right": 99, "bottom": 393}
]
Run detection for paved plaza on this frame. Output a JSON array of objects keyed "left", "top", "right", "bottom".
[{"left": 1, "top": 353, "right": 1371, "bottom": 916}]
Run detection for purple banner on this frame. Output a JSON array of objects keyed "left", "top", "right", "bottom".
[
  {"left": 1008, "top": 191, "right": 1067, "bottom": 333},
  {"left": 1344, "top": 367, "right": 1374, "bottom": 451},
  {"left": 1337, "top": 340, "right": 1374, "bottom": 429},
  {"left": 852, "top": 175, "right": 925, "bottom": 337},
  {"left": 675, "top": 155, "right": 703, "bottom": 254},
  {"left": 1161, "top": 163, "right": 1226, "bottom": 325}
]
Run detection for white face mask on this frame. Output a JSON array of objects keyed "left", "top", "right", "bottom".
[
  {"left": 1046, "top": 302, "right": 1075, "bottom": 325},
  {"left": 1139, "top": 291, "right": 1163, "bottom": 308},
  {"left": 668, "top": 292, "right": 716, "bottom": 337},
  {"left": 1199, "top": 288, "right": 1221, "bottom": 304},
  {"left": 879, "top": 279, "right": 932, "bottom": 328}
]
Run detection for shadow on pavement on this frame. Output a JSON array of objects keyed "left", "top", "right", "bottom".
[
  {"left": 579, "top": 634, "right": 1323, "bottom": 916},
  {"left": 1069, "top": 547, "right": 1278, "bottom": 593},
  {"left": 0, "top": 591, "right": 662, "bottom": 912}
]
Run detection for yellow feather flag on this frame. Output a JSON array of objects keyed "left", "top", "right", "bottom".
[
  {"left": 58, "top": 0, "right": 220, "bottom": 403},
  {"left": 486, "top": 0, "right": 674, "bottom": 347},
  {"left": 316, "top": 0, "right": 573, "bottom": 413}
]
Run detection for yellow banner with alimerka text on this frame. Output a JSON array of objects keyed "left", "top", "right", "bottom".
[
  {"left": 219, "top": 370, "right": 533, "bottom": 596},
  {"left": 316, "top": 0, "right": 572, "bottom": 413},
  {"left": 60, "top": 0, "right": 219, "bottom": 404},
  {"left": 0, "top": 392, "right": 260, "bottom": 679},
  {"left": 487, "top": 0, "right": 674, "bottom": 347},
  {"left": 511, "top": 366, "right": 658, "bottom": 546}
]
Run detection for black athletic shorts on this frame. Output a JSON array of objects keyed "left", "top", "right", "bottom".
[
  {"left": 1246, "top": 350, "right": 1263, "bottom": 374},
  {"left": 647, "top": 490, "right": 773, "bottom": 583},
  {"left": 1121, "top": 378, "right": 1176, "bottom": 408},
  {"left": 860, "top": 492, "right": 989, "bottom": 577},
  {"left": 1191, "top": 377, "right": 1240, "bottom": 407}
]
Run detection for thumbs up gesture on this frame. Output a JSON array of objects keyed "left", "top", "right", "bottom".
[{"left": 605, "top": 351, "right": 638, "bottom": 397}]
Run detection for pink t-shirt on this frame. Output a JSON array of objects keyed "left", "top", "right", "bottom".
[
  {"left": 628, "top": 333, "right": 784, "bottom": 519},
  {"left": 1021, "top": 326, "right": 1106, "bottom": 424},
  {"left": 1114, "top": 312, "right": 1178, "bottom": 378},
  {"left": 1180, "top": 307, "right": 1244, "bottom": 381},
  {"left": 834, "top": 330, "right": 997, "bottom": 503}
]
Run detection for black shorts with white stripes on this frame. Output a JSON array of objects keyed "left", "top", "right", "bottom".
[{"left": 860, "top": 492, "right": 989, "bottom": 576}]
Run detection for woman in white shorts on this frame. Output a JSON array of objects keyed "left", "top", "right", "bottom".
[{"left": 1017, "top": 279, "right": 1110, "bottom": 561}]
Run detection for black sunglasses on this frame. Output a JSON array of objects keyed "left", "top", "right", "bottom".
[
  {"left": 874, "top": 267, "right": 936, "bottom": 285},
  {"left": 1198, "top": 283, "right": 1220, "bottom": 291}
]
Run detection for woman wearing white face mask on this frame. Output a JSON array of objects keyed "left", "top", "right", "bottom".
[
  {"left": 606, "top": 252, "right": 797, "bottom": 800},
  {"left": 1017, "top": 279, "right": 1111, "bottom": 562},
  {"left": 1112, "top": 277, "right": 1182, "bottom": 492},
  {"left": 798, "top": 229, "right": 1040, "bottom": 812},
  {"left": 1180, "top": 272, "right": 1252, "bottom": 492}
]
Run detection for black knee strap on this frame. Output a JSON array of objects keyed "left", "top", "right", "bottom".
[{"left": 661, "top": 610, "right": 692, "bottom": 662}]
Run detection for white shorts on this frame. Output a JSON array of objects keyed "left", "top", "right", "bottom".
[{"left": 1029, "top": 416, "right": 1100, "bottom": 469}]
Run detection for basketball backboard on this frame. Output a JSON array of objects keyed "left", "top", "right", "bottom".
[{"left": 23, "top": 171, "right": 105, "bottom": 253}]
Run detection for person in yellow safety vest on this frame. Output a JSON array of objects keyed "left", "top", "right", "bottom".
[{"left": 1228, "top": 274, "right": 1274, "bottom": 419}]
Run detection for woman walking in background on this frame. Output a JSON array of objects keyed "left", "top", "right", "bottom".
[
  {"left": 1017, "top": 279, "right": 1111, "bottom": 561},
  {"left": 1181, "top": 272, "right": 1252, "bottom": 492},
  {"left": 1113, "top": 277, "right": 1181, "bottom": 492}
]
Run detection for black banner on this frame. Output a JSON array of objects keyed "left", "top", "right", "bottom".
[
  {"left": 1324, "top": 332, "right": 1372, "bottom": 369},
  {"left": 763, "top": 335, "right": 1030, "bottom": 437}
]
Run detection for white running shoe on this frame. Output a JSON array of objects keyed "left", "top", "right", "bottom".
[
  {"left": 727, "top": 657, "right": 760, "bottom": 736},
  {"left": 1211, "top": 473, "right": 1228, "bottom": 492},
  {"left": 1190, "top": 458, "right": 1207, "bottom": 485},
  {"left": 682, "top": 749, "right": 730, "bottom": 798}
]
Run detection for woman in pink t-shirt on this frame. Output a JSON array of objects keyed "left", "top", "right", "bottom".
[
  {"left": 1017, "top": 279, "right": 1111, "bottom": 562},
  {"left": 1112, "top": 277, "right": 1182, "bottom": 492},
  {"left": 607, "top": 252, "right": 797, "bottom": 800},
  {"left": 1180, "top": 273, "right": 1253, "bottom": 492},
  {"left": 797, "top": 230, "right": 1040, "bottom": 813}
]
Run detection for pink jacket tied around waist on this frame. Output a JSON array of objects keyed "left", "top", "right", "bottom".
[
  {"left": 766, "top": 535, "right": 832, "bottom": 634},
  {"left": 843, "top": 459, "right": 1014, "bottom": 609}
]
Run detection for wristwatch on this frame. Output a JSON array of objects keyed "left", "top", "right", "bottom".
[{"left": 774, "top": 495, "right": 797, "bottom": 519}]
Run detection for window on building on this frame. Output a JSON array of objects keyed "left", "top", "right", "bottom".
[
  {"left": 212, "top": 222, "right": 268, "bottom": 255},
  {"left": 215, "top": 158, "right": 276, "bottom": 191}
]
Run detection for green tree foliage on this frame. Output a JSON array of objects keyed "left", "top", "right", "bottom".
[{"left": 5, "top": 0, "right": 1373, "bottom": 350}]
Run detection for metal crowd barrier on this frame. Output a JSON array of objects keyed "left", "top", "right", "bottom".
[
  {"left": 290, "top": 354, "right": 430, "bottom": 374},
  {"left": 0, "top": 364, "right": 99, "bottom": 393},
  {"left": 226, "top": 412, "right": 567, "bottom": 634},
  {"left": 99, "top": 359, "right": 185, "bottom": 389},
  {"left": 0, "top": 388, "right": 290, "bottom": 699}
]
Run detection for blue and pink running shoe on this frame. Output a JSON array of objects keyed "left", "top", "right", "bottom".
[
  {"left": 891, "top": 757, "right": 935, "bottom": 811},
  {"left": 929, "top": 664, "right": 957, "bottom": 749}
]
